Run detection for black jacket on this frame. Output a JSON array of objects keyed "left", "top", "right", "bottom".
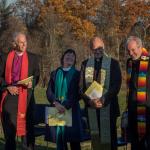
[
  {"left": 0, "top": 50, "right": 40, "bottom": 113},
  {"left": 80, "top": 57, "right": 122, "bottom": 117}
]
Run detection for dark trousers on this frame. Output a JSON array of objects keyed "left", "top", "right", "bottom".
[
  {"left": 70, "top": 142, "right": 81, "bottom": 150},
  {"left": 1, "top": 111, "right": 35, "bottom": 150},
  {"left": 60, "top": 142, "right": 81, "bottom": 150},
  {"left": 110, "top": 121, "right": 117, "bottom": 150},
  {"left": 128, "top": 110, "right": 150, "bottom": 150},
  {"left": 56, "top": 129, "right": 81, "bottom": 150},
  {"left": 130, "top": 136, "right": 150, "bottom": 150}
]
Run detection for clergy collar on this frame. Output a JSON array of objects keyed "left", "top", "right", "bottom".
[
  {"left": 94, "top": 57, "right": 102, "bottom": 62},
  {"left": 131, "top": 55, "right": 149, "bottom": 62},
  {"left": 15, "top": 51, "right": 24, "bottom": 56}
]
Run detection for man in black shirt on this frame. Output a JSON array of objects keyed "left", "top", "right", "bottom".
[{"left": 80, "top": 36, "right": 122, "bottom": 150}]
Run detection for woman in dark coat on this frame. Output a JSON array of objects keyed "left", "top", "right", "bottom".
[{"left": 46, "top": 49, "right": 82, "bottom": 150}]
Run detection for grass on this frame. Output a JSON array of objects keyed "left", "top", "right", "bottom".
[{"left": 0, "top": 86, "right": 127, "bottom": 150}]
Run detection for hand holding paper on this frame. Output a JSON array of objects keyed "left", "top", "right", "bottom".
[
  {"left": 45, "top": 107, "right": 72, "bottom": 126},
  {"left": 17, "top": 76, "right": 33, "bottom": 88},
  {"left": 54, "top": 101, "right": 65, "bottom": 113},
  {"left": 85, "top": 81, "right": 104, "bottom": 108},
  {"left": 89, "top": 99, "right": 103, "bottom": 108}
]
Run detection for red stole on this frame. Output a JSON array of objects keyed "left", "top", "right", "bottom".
[{"left": 0, "top": 50, "right": 28, "bottom": 136}]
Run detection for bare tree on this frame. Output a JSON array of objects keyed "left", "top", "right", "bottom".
[{"left": 0, "top": 0, "right": 13, "bottom": 31}]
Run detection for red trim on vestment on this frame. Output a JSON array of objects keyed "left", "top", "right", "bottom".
[{"left": 0, "top": 50, "right": 28, "bottom": 136}]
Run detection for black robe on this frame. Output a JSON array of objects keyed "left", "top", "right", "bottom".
[
  {"left": 80, "top": 57, "right": 122, "bottom": 150},
  {"left": 0, "top": 51, "right": 40, "bottom": 149},
  {"left": 46, "top": 68, "right": 83, "bottom": 142}
]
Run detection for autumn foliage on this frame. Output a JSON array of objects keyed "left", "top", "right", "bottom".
[
  {"left": 38, "top": 0, "right": 101, "bottom": 40},
  {"left": 0, "top": 0, "right": 150, "bottom": 84}
]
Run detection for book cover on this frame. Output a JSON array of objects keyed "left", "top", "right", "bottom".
[
  {"left": 17, "top": 76, "right": 33, "bottom": 85},
  {"left": 45, "top": 107, "right": 72, "bottom": 126},
  {"left": 85, "top": 81, "right": 103, "bottom": 99}
]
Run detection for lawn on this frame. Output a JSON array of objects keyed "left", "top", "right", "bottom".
[{"left": 0, "top": 86, "right": 127, "bottom": 150}]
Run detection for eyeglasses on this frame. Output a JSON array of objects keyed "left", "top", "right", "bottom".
[{"left": 92, "top": 47, "right": 104, "bottom": 51}]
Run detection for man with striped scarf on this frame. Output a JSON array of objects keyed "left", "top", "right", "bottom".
[{"left": 126, "top": 36, "right": 150, "bottom": 150}]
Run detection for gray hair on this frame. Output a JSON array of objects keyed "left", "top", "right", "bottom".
[
  {"left": 12, "top": 32, "right": 26, "bottom": 43},
  {"left": 126, "top": 36, "right": 143, "bottom": 48}
]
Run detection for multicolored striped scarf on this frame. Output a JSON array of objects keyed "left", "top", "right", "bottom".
[{"left": 127, "top": 48, "right": 149, "bottom": 140}]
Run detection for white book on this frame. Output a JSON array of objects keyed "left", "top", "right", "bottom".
[
  {"left": 85, "top": 81, "right": 103, "bottom": 99},
  {"left": 45, "top": 107, "right": 72, "bottom": 126}
]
